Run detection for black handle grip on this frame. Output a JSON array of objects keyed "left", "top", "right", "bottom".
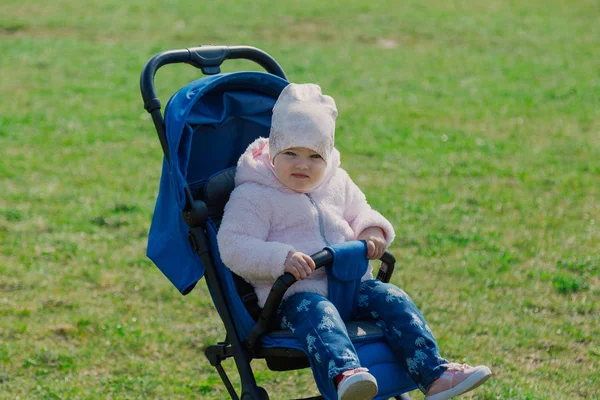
[
  {"left": 376, "top": 250, "right": 396, "bottom": 283},
  {"left": 246, "top": 245, "right": 397, "bottom": 348},
  {"left": 139, "top": 45, "right": 287, "bottom": 166}
]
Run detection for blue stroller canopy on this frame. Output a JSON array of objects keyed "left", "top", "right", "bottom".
[{"left": 147, "top": 71, "right": 289, "bottom": 294}]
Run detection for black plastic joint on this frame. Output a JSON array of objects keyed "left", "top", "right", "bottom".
[
  {"left": 182, "top": 201, "right": 208, "bottom": 228},
  {"left": 201, "top": 66, "right": 221, "bottom": 75},
  {"left": 205, "top": 343, "right": 229, "bottom": 366},
  {"left": 187, "top": 46, "right": 229, "bottom": 75},
  {"left": 144, "top": 97, "right": 161, "bottom": 113}
]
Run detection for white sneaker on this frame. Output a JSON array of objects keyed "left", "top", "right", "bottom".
[{"left": 336, "top": 367, "right": 378, "bottom": 400}]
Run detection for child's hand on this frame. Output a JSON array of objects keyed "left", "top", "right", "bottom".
[
  {"left": 357, "top": 227, "right": 387, "bottom": 259},
  {"left": 284, "top": 251, "right": 316, "bottom": 280}
]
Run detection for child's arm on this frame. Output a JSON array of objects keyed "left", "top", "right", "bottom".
[
  {"left": 341, "top": 170, "right": 396, "bottom": 254},
  {"left": 217, "top": 186, "right": 294, "bottom": 283}
]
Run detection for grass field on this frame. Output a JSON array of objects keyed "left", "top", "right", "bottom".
[{"left": 1, "top": 0, "right": 598, "bottom": 399}]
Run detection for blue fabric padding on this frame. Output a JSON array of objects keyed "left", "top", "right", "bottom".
[
  {"left": 146, "top": 72, "right": 289, "bottom": 294},
  {"left": 355, "top": 341, "right": 418, "bottom": 398},
  {"left": 325, "top": 241, "right": 369, "bottom": 321},
  {"left": 205, "top": 219, "right": 257, "bottom": 337}
]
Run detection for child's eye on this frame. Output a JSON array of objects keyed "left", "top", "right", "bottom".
[
  {"left": 283, "top": 151, "right": 297, "bottom": 156},
  {"left": 310, "top": 154, "right": 323, "bottom": 159}
]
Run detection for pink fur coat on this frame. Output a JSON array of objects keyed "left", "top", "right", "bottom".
[{"left": 217, "top": 138, "right": 395, "bottom": 307}]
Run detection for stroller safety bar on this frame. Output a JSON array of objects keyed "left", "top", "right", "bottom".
[
  {"left": 246, "top": 247, "right": 396, "bottom": 348},
  {"left": 140, "top": 45, "right": 287, "bottom": 166}
]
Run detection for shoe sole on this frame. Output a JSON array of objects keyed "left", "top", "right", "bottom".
[
  {"left": 424, "top": 367, "right": 492, "bottom": 400},
  {"left": 338, "top": 375, "right": 378, "bottom": 400}
]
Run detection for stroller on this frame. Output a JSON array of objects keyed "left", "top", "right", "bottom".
[{"left": 140, "top": 45, "right": 416, "bottom": 400}]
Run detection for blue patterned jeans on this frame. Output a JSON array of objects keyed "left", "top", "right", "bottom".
[{"left": 276, "top": 280, "right": 449, "bottom": 393}]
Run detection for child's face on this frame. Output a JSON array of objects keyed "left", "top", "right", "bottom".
[{"left": 272, "top": 147, "right": 327, "bottom": 193}]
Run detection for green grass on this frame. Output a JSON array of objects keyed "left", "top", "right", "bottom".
[{"left": 1, "top": 0, "right": 599, "bottom": 398}]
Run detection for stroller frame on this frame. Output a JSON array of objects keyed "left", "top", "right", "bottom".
[{"left": 140, "top": 45, "right": 412, "bottom": 400}]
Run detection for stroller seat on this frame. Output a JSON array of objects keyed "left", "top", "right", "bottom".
[
  {"left": 141, "top": 45, "right": 417, "bottom": 400},
  {"left": 203, "top": 166, "right": 417, "bottom": 400}
]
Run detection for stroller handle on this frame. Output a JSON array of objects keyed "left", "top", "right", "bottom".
[
  {"left": 246, "top": 246, "right": 397, "bottom": 348},
  {"left": 139, "top": 45, "right": 287, "bottom": 166}
]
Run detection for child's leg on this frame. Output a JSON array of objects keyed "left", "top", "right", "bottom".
[
  {"left": 277, "top": 292, "right": 361, "bottom": 379},
  {"left": 355, "top": 280, "right": 449, "bottom": 393}
]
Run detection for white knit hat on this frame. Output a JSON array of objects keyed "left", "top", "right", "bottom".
[{"left": 269, "top": 83, "right": 338, "bottom": 161}]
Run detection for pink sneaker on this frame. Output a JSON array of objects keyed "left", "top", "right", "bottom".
[
  {"left": 335, "top": 367, "right": 378, "bottom": 400},
  {"left": 424, "top": 363, "right": 492, "bottom": 400}
]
